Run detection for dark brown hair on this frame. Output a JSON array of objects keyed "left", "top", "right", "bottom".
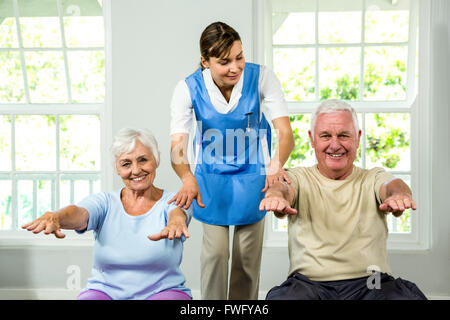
[{"left": 199, "top": 22, "right": 241, "bottom": 66}]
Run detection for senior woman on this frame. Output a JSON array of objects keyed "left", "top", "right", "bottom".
[{"left": 22, "top": 128, "right": 192, "bottom": 300}]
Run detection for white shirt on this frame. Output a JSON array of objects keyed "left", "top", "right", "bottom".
[{"left": 169, "top": 65, "right": 289, "bottom": 135}]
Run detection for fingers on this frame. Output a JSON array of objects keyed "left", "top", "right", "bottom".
[
  {"left": 167, "top": 194, "right": 177, "bottom": 204},
  {"left": 261, "top": 177, "right": 269, "bottom": 192},
  {"left": 196, "top": 192, "right": 205, "bottom": 208},
  {"left": 259, "top": 197, "right": 296, "bottom": 215},
  {"left": 148, "top": 225, "right": 190, "bottom": 241},
  {"left": 380, "top": 196, "right": 418, "bottom": 216}
]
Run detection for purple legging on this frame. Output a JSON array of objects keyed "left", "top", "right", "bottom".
[{"left": 77, "top": 289, "right": 192, "bottom": 300}]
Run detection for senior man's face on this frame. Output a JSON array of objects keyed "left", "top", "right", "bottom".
[
  {"left": 116, "top": 140, "right": 157, "bottom": 192},
  {"left": 309, "top": 111, "right": 361, "bottom": 180}
]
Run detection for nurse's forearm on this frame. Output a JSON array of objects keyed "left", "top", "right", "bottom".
[
  {"left": 270, "top": 117, "right": 295, "bottom": 170},
  {"left": 170, "top": 133, "right": 194, "bottom": 181}
]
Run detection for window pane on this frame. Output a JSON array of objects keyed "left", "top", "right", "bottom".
[
  {"left": 63, "top": 16, "right": 104, "bottom": 47},
  {"left": 17, "top": 0, "right": 61, "bottom": 48},
  {"left": 17, "top": 179, "right": 33, "bottom": 227},
  {"left": 0, "top": 15, "right": 19, "bottom": 48},
  {"left": 0, "top": 51, "right": 26, "bottom": 102},
  {"left": 0, "top": 180, "right": 12, "bottom": 230},
  {"left": 15, "top": 115, "right": 56, "bottom": 171},
  {"left": 25, "top": 51, "right": 67, "bottom": 103},
  {"left": 273, "top": 48, "right": 315, "bottom": 102},
  {"left": 318, "top": 0, "right": 362, "bottom": 44},
  {"left": 319, "top": 47, "right": 360, "bottom": 100},
  {"left": 74, "top": 180, "right": 90, "bottom": 203},
  {"left": 286, "top": 114, "right": 315, "bottom": 168},
  {"left": 60, "top": 115, "right": 100, "bottom": 171},
  {"left": 67, "top": 50, "right": 105, "bottom": 102},
  {"left": 59, "top": 179, "right": 71, "bottom": 207},
  {"left": 364, "top": 46, "right": 407, "bottom": 100},
  {"left": 273, "top": 12, "right": 315, "bottom": 45},
  {"left": 365, "top": 0, "right": 409, "bottom": 43},
  {"left": 365, "top": 113, "right": 410, "bottom": 171},
  {"left": 59, "top": 176, "right": 99, "bottom": 207},
  {"left": 0, "top": 115, "right": 12, "bottom": 171},
  {"left": 37, "top": 179, "right": 53, "bottom": 217}
]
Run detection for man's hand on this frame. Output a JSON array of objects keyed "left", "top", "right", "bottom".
[
  {"left": 379, "top": 193, "right": 417, "bottom": 217},
  {"left": 259, "top": 194, "right": 297, "bottom": 216}
]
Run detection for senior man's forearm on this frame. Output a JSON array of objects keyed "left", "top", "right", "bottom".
[{"left": 382, "top": 178, "right": 412, "bottom": 200}]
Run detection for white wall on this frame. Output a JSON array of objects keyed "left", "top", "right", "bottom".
[{"left": 0, "top": 0, "right": 448, "bottom": 299}]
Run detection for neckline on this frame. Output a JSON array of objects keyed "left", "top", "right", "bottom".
[
  {"left": 118, "top": 188, "right": 166, "bottom": 219},
  {"left": 199, "top": 66, "right": 250, "bottom": 117},
  {"left": 313, "top": 164, "right": 358, "bottom": 183}
]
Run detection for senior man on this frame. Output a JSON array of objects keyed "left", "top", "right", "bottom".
[{"left": 261, "top": 99, "right": 427, "bottom": 300}]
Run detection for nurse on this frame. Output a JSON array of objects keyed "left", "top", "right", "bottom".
[{"left": 169, "top": 21, "right": 294, "bottom": 300}]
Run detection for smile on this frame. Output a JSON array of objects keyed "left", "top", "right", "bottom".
[
  {"left": 131, "top": 175, "right": 147, "bottom": 181},
  {"left": 327, "top": 153, "right": 346, "bottom": 158}
]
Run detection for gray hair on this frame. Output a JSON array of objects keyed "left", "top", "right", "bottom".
[
  {"left": 311, "top": 99, "right": 360, "bottom": 139},
  {"left": 111, "top": 128, "right": 160, "bottom": 166}
]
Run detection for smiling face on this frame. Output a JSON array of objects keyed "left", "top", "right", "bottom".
[
  {"left": 309, "top": 111, "right": 361, "bottom": 180},
  {"left": 201, "top": 40, "right": 245, "bottom": 90},
  {"left": 116, "top": 139, "right": 157, "bottom": 193}
]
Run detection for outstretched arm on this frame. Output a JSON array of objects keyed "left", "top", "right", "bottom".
[
  {"left": 22, "top": 205, "right": 89, "bottom": 238},
  {"left": 379, "top": 178, "right": 417, "bottom": 217},
  {"left": 148, "top": 207, "right": 190, "bottom": 241},
  {"left": 260, "top": 180, "right": 297, "bottom": 218}
]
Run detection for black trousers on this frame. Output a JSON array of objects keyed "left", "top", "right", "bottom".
[{"left": 266, "top": 272, "right": 427, "bottom": 300}]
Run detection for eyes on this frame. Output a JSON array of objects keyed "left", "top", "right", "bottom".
[
  {"left": 218, "top": 55, "right": 244, "bottom": 66},
  {"left": 319, "top": 133, "right": 351, "bottom": 140},
  {"left": 121, "top": 158, "right": 148, "bottom": 167}
]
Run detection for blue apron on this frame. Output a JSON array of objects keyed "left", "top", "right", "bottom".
[{"left": 185, "top": 62, "right": 271, "bottom": 226}]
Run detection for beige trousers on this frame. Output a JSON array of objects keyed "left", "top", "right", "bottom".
[{"left": 200, "top": 217, "right": 265, "bottom": 300}]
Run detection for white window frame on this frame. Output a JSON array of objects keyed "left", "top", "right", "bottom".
[
  {"left": 254, "top": 0, "right": 431, "bottom": 251},
  {"left": 0, "top": 0, "right": 113, "bottom": 247}
]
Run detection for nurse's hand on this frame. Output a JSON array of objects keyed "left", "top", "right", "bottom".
[
  {"left": 148, "top": 208, "right": 190, "bottom": 241},
  {"left": 168, "top": 174, "right": 205, "bottom": 210},
  {"left": 262, "top": 167, "right": 291, "bottom": 192}
]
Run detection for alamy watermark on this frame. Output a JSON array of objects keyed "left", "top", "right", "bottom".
[
  {"left": 171, "top": 121, "right": 280, "bottom": 175},
  {"left": 366, "top": 265, "right": 381, "bottom": 290}
]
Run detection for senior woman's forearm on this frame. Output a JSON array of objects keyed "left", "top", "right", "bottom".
[{"left": 56, "top": 205, "right": 89, "bottom": 231}]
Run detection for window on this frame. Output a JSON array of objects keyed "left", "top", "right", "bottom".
[
  {"left": 263, "top": 0, "right": 430, "bottom": 250},
  {"left": 0, "top": 0, "right": 106, "bottom": 245}
]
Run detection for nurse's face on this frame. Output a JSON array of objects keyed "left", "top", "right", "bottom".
[{"left": 201, "top": 40, "right": 245, "bottom": 89}]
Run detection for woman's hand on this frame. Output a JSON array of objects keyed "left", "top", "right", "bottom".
[
  {"left": 168, "top": 174, "right": 205, "bottom": 209},
  {"left": 21, "top": 212, "right": 66, "bottom": 239},
  {"left": 262, "top": 165, "right": 291, "bottom": 192},
  {"left": 148, "top": 208, "right": 190, "bottom": 241}
]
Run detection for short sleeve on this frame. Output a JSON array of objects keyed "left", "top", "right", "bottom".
[
  {"left": 259, "top": 65, "right": 289, "bottom": 121},
  {"left": 170, "top": 80, "right": 194, "bottom": 135},
  {"left": 372, "top": 168, "right": 396, "bottom": 204},
  {"left": 76, "top": 192, "right": 109, "bottom": 233}
]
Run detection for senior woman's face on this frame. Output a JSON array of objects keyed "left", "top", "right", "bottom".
[{"left": 116, "top": 140, "right": 157, "bottom": 192}]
